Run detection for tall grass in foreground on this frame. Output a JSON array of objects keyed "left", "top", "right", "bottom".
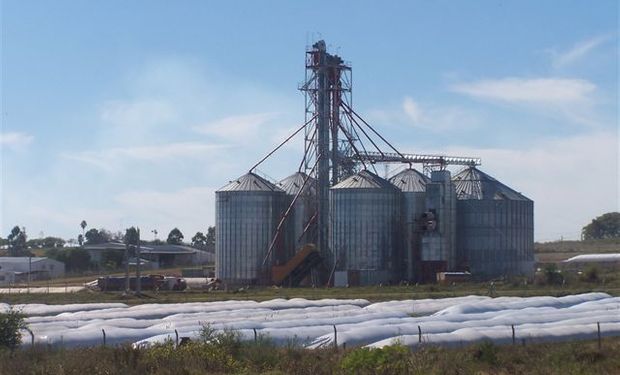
[{"left": 1, "top": 337, "right": 619, "bottom": 375}]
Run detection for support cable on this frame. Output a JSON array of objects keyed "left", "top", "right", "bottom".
[
  {"left": 298, "top": 124, "right": 318, "bottom": 173},
  {"left": 341, "top": 112, "right": 377, "bottom": 175},
  {"left": 342, "top": 107, "right": 384, "bottom": 157},
  {"left": 342, "top": 102, "right": 405, "bottom": 159},
  {"left": 250, "top": 114, "right": 317, "bottom": 173},
  {"left": 262, "top": 158, "right": 319, "bottom": 266},
  {"left": 336, "top": 121, "right": 368, "bottom": 170}
]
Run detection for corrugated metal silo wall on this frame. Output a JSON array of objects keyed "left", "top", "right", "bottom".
[
  {"left": 421, "top": 171, "right": 457, "bottom": 270},
  {"left": 282, "top": 194, "right": 316, "bottom": 262},
  {"left": 401, "top": 191, "right": 426, "bottom": 281},
  {"left": 215, "top": 191, "right": 284, "bottom": 285},
  {"left": 329, "top": 188, "right": 401, "bottom": 285},
  {"left": 456, "top": 199, "right": 534, "bottom": 277}
]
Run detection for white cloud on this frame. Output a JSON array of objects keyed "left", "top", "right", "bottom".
[
  {"left": 368, "top": 97, "right": 482, "bottom": 133},
  {"left": 451, "top": 78, "right": 596, "bottom": 105},
  {"left": 551, "top": 34, "right": 613, "bottom": 69},
  {"left": 64, "top": 142, "right": 226, "bottom": 169},
  {"left": 0, "top": 132, "right": 33, "bottom": 149},
  {"left": 192, "top": 112, "right": 279, "bottom": 141},
  {"left": 100, "top": 99, "right": 178, "bottom": 128},
  {"left": 433, "top": 131, "right": 619, "bottom": 241},
  {"left": 403, "top": 97, "right": 423, "bottom": 123}
]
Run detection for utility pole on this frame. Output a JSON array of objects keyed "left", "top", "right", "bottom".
[
  {"left": 124, "top": 242, "right": 130, "bottom": 294},
  {"left": 136, "top": 228, "right": 141, "bottom": 295},
  {"left": 28, "top": 255, "right": 32, "bottom": 293}
]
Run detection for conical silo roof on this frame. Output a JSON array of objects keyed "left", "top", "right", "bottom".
[
  {"left": 218, "top": 172, "right": 283, "bottom": 192},
  {"left": 331, "top": 170, "right": 398, "bottom": 190},
  {"left": 389, "top": 168, "right": 430, "bottom": 192},
  {"left": 277, "top": 172, "right": 316, "bottom": 195},
  {"left": 453, "top": 167, "right": 530, "bottom": 201}
]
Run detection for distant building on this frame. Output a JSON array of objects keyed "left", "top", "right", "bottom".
[
  {"left": 84, "top": 243, "right": 214, "bottom": 268},
  {"left": 0, "top": 257, "right": 65, "bottom": 285}
]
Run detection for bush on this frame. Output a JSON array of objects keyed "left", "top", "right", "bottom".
[
  {"left": 340, "top": 345, "right": 411, "bottom": 374},
  {"left": 583, "top": 265, "right": 600, "bottom": 282},
  {"left": 0, "top": 308, "right": 26, "bottom": 350},
  {"left": 473, "top": 340, "right": 498, "bottom": 365},
  {"left": 544, "top": 264, "right": 564, "bottom": 285}
]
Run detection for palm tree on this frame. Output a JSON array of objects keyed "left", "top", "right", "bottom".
[{"left": 80, "top": 220, "right": 87, "bottom": 236}]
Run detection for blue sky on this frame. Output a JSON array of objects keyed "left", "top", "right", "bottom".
[{"left": 1, "top": 0, "right": 618, "bottom": 242}]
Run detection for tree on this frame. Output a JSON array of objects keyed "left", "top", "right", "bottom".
[
  {"left": 7, "top": 226, "right": 27, "bottom": 256},
  {"left": 0, "top": 308, "right": 26, "bottom": 350},
  {"left": 167, "top": 228, "right": 184, "bottom": 245},
  {"left": 77, "top": 234, "right": 84, "bottom": 246},
  {"left": 206, "top": 226, "right": 215, "bottom": 252},
  {"left": 191, "top": 232, "right": 207, "bottom": 249},
  {"left": 46, "top": 248, "right": 91, "bottom": 273},
  {"left": 124, "top": 227, "right": 140, "bottom": 246},
  {"left": 80, "top": 220, "right": 87, "bottom": 236},
  {"left": 582, "top": 212, "right": 620, "bottom": 240},
  {"left": 84, "top": 228, "right": 111, "bottom": 245}
]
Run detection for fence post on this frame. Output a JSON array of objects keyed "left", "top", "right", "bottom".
[
  {"left": 102, "top": 329, "right": 106, "bottom": 346},
  {"left": 418, "top": 325, "right": 422, "bottom": 343},
  {"left": 511, "top": 325, "right": 515, "bottom": 345},
  {"left": 333, "top": 325, "right": 338, "bottom": 349},
  {"left": 175, "top": 329, "right": 179, "bottom": 346},
  {"left": 25, "top": 327, "right": 34, "bottom": 347},
  {"left": 597, "top": 322, "right": 601, "bottom": 350},
  {"left": 253, "top": 328, "right": 257, "bottom": 342}
]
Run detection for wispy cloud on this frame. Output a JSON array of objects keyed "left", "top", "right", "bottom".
[
  {"left": 551, "top": 34, "right": 613, "bottom": 69},
  {"left": 0, "top": 131, "right": 33, "bottom": 149},
  {"left": 451, "top": 78, "right": 595, "bottom": 105},
  {"left": 64, "top": 142, "right": 226, "bottom": 169},
  {"left": 192, "top": 112, "right": 279, "bottom": 141},
  {"left": 368, "top": 97, "right": 482, "bottom": 133},
  {"left": 101, "top": 99, "right": 178, "bottom": 128},
  {"left": 450, "top": 77, "right": 601, "bottom": 126}
]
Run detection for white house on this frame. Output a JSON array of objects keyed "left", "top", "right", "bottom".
[{"left": 0, "top": 257, "right": 65, "bottom": 285}]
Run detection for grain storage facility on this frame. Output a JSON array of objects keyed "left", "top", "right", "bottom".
[
  {"left": 453, "top": 166, "right": 534, "bottom": 277},
  {"left": 389, "top": 168, "right": 429, "bottom": 281},
  {"left": 215, "top": 172, "right": 285, "bottom": 285},
  {"left": 329, "top": 170, "right": 401, "bottom": 286},
  {"left": 277, "top": 172, "right": 317, "bottom": 260},
  {"left": 214, "top": 41, "right": 535, "bottom": 286}
]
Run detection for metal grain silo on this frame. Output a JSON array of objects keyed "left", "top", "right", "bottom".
[
  {"left": 421, "top": 170, "right": 457, "bottom": 280},
  {"left": 329, "top": 170, "right": 401, "bottom": 286},
  {"left": 215, "top": 172, "right": 285, "bottom": 285},
  {"left": 277, "top": 172, "right": 317, "bottom": 261},
  {"left": 389, "top": 168, "right": 429, "bottom": 282},
  {"left": 453, "top": 167, "right": 534, "bottom": 278}
]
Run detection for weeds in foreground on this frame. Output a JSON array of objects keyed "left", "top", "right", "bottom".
[{"left": 0, "top": 336, "right": 618, "bottom": 375}]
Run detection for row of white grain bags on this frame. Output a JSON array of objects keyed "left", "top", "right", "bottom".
[
  {"left": 22, "top": 299, "right": 378, "bottom": 347},
  {"left": 306, "top": 293, "right": 618, "bottom": 348}
]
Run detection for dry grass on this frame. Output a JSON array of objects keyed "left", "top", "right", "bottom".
[{"left": 1, "top": 337, "right": 619, "bottom": 375}]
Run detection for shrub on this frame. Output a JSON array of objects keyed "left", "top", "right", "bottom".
[
  {"left": 0, "top": 308, "right": 26, "bottom": 350},
  {"left": 340, "top": 345, "right": 411, "bottom": 374},
  {"left": 473, "top": 340, "right": 498, "bottom": 365},
  {"left": 583, "top": 265, "right": 600, "bottom": 282}
]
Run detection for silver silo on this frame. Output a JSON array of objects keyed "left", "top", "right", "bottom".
[
  {"left": 215, "top": 172, "right": 285, "bottom": 285},
  {"left": 329, "top": 170, "right": 401, "bottom": 286},
  {"left": 277, "top": 172, "right": 317, "bottom": 261},
  {"left": 420, "top": 170, "right": 457, "bottom": 281},
  {"left": 453, "top": 167, "right": 534, "bottom": 278},
  {"left": 389, "top": 168, "right": 429, "bottom": 282}
]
